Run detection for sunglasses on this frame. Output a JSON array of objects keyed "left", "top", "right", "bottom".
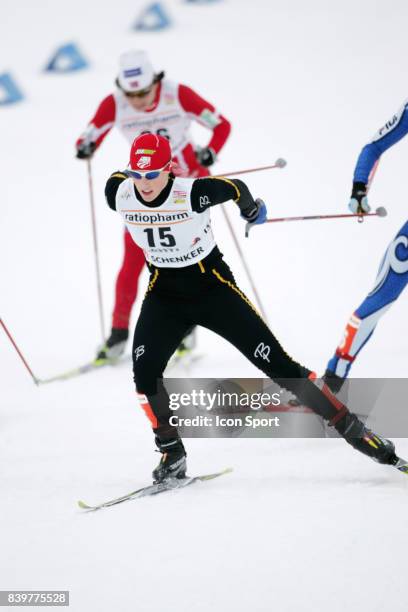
[
  {"left": 124, "top": 86, "right": 153, "bottom": 99},
  {"left": 125, "top": 169, "right": 162, "bottom": 180}
]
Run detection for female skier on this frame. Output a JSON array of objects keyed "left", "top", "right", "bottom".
[{"left": 105, "top": 133, "right": 398, "bottom": 482}]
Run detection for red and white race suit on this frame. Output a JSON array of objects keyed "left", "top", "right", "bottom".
[{"left": 76, "top": 80, "right": 231, "bottom": 329}]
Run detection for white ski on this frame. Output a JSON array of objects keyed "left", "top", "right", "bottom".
[{"left": 78, "top": 467, "right": 232, "bottom": 511}]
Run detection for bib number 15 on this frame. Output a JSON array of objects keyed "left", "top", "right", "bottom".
[{"left": 143, "top": 227, "right": 176, "bottom": 248}]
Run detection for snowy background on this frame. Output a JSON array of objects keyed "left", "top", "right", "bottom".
[{"left": 1, "top": 0, "right": 408, "bottom": 610}]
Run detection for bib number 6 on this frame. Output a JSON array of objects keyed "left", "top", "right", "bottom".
[{"left": 144, "top": 226, "right": 176, "bottom": 247}]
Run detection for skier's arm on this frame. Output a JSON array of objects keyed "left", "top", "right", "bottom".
[
  {"left": 104, "top": 172, "right": 128, "bottom": 211},
  {"left": 178, "top": 84, "right": 231, "bottom": 165},
  {"left": 76, "top": 94, "right": 117, "bottom": 158},
  {"left": 349, "top": 100, "right": 408, "bottom": 213},
  {"left": 190, "top": 177, "right": 260, "bottom": 219},
  {"left": 353, "top": 100, "right": 408, "bottom": 184}
]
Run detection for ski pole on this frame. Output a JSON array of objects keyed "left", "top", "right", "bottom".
[
  {"left": 0, "top": 318, "right": 39, "bottom": 385},
  {"left": 367, "top": 159, "right": 380, "bottom": 191},
  {"left": 245, "top": 207, "right": 387, "bottom": 237},
  {"left": 220, "top": 205, "right": 268, "bottom": 322},
  {"left": 214, "top": 158, "right": 287, "bottom": 178},
  {"left": 86, "top": 159, "right": 106, "bottom": 344},
  {"left": 213, "top": 161, "right": 287, "bottom": 320}
]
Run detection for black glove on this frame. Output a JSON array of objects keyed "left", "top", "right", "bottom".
[
  {"left": 76, "top": 141, "right": 96, "bottom": 160},
  {"left": 240, "top": 198, "right": 267, "bottom": 224},
  {"left": 196, "top": 147, "right": 216, "bottom": 167},
  {"left": 348, "top": 181, "right": 370, "bottom": 214}
]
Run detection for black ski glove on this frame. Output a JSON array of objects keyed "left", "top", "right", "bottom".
[
  {"left": 76, "top": 141, "right": 96, "bottom": 160},
  {"left": 196, "top": 147, "right": 216, "bottom": 167},
  {"left": 348, "top": 181, "right": 370, "bottom": 214}
]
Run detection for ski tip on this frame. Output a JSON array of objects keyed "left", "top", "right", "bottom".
[
  {"left": 198, "top": 467, "right": 233, "bottom": 481},
  {"left": 77, "top": 500, "right": 93, "bottom": 510}
]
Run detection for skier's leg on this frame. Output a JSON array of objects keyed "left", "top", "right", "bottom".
[
  {"left": 112, "top": 229, "right": 146, "bottom": 330},
  {"left": 132, "top": 300, "right": 191, "bottom": 436},
  {"left": 132, "top": 285, "right": 192, "bottom": 481},
  {"left": 326, "top": 220, "right": 408, "bottom": 383},
  {"left": 199, "top": 260, "right": 308, "bottom": 378},
  {"left": 198, "top": 260, "right": 397, "bottom": 464},
  {"left": 96, "top": 231, "right": 146, "bottom": 360}
]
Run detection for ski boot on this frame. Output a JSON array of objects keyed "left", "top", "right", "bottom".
[
  {"left": 96, "top": 327, "right": 129, "bottom": 362},
  {"left": 334, "top": 412, "right": 397, "bottom": 465},
  {"left": 153, "top": 437, "right": 187, "bottom": 483}
]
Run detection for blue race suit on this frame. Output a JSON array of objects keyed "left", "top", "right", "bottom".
[{"left": 327, "top": 100, "right": 408, "bottom": 378}]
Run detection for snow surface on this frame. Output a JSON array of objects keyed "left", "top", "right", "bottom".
[{"left": 1, "top": 1, "right": 408, "bottom": 610}]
